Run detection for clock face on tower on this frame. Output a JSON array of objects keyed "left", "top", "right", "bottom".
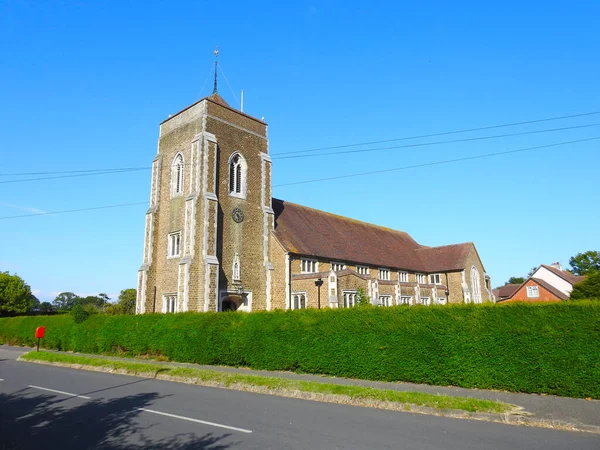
[{"left": 232, "top": 208, "right": 244, "bottom": 223}]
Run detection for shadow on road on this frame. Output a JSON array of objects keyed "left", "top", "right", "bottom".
[{"left": 0, "top": 389, "right": 234, "bottom": 449}]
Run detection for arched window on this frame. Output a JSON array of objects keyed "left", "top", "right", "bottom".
[
  {"left": 471, "top": 266, "right": 482, "bottom": 304},
  {"left": 171, "top": 153, "right": 184, "bottom": 197},
  {"left": 228, "top": 153, "right": 247, "bottom": 198}
]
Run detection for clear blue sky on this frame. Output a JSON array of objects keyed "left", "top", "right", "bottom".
[{"left": 1, "top": 1, "right": 598, "bottom": 302}]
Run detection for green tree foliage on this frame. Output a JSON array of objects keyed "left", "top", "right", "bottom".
[
  {"left": 38, "top": 302, "right": 55, "bottom": 313},
  {"left": 52, "top": 292, "right": 80, "bottom": 311},
  {"left": 506, "top": 277, "right": 525, "bottom": 285},
  {"left": 569, "top": 251, "right": 600, "bottom": 276},
  {"left": 570, "top": 272, "right": 600, "bottom": 300},
  {"left": 105, "top": 289, "right": 136, "bottom": 315},
  {"left": 0, "top": 272, "right": 35, "bottom": 316},
  {"left": 355, "top": 288, "right": 371, "bottom": 307},
  {"left": 70, "top": 304, "right": 98, "bottom": 323}
]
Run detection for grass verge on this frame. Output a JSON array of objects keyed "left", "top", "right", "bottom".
[{"left": 20, "top": 351, "right": 513, "bottom": 415}]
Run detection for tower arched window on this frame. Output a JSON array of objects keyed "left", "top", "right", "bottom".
[
  {"left": 228, "top": 153, "right": 247, "bottom": 199},
  {"left": 470, "top": 266, "right": 482, "bottom": 304},
  {"left": 171, "top": 153, "right": 184, "bottom": 197}
]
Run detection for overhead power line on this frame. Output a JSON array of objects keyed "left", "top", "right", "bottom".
[
  {"left": 0, "top": 168, "right": 149, "bottom": 185},
  {"left": 272, "top": 123, "right": 600, "bottom": 160},
  {"left": 0, "top": 202, "right": 148, "bottom": 220},
  {"left": 1, "top": 110, "right": 599, "bottom": 178},
  {"left": 273, "top": 136, "right": 600, "bottom": 188},
  {"left": 270, "top": 111, "right": 600, "bottom": 156}
]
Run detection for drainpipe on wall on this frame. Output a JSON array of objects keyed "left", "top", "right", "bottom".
[{"left": 152, "top": 286, "right": 157, "bottom": 313}]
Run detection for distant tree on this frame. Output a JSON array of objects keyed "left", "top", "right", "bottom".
[
  {"left": 38, "top": 302, "right": 55, "bottom": 313},
  {"left": 570, "top": 272, "right": 600, "bottom": 300},
  {"left": 29, "top": 295, "right": 40, "bottom": 313},
  {"left": 569, "top": 251, "right": 600, "bottom": 276},
  {"left": 506, "top": 277, "right": 525, "bottom": 285},
  {"left": 527, "top": 267, "right": 538, "bottom": 277},
  {"left": 76, "top": 295, "right": 106, "bottom": 310},
  {"left": 0, "top": 272, "right": 35, "bottom": 316},
  {"left": 53, "top": 292, "right": 80, "bottom": 311},
  {"left": 105, "top": 289, "right": 136, "bottom": 315},
  {"left": 70, "top": 303, "right": 98, "bottom": 323}
]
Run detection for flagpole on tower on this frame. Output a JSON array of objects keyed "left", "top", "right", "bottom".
[{"left": 212, "top": 46, "right": 219, "bottom": 94}]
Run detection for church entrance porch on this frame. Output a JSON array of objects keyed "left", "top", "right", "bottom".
[{"left": 220, "top": 290, "right": 252, "bottom": 312}]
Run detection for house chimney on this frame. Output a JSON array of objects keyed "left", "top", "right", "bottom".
[{"left": 550, "top": 262, "right": 563, "bottom": 271}]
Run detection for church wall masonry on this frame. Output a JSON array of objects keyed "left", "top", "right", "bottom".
[{"left": 136, "top": 92, "right": 494, "bottom": 314}]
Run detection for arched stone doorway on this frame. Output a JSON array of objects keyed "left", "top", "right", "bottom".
[{"left": 221, "top": 293, "right": 250, "bottom": 311}]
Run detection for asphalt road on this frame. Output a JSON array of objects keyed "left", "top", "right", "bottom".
[{"left": 0, "top": 347, "right": 598, "bottom": 449}]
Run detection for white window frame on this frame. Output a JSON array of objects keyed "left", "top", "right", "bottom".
[
  {"left": 342, "top": 290, "right": 357, "bottom": 308},
  {"left": 331, "top": 262, "right": 346, "bottom": 272},
  {"left": 399, "top": 271, "right": 409, "bottom": 282},
  {"left": 301, "top": 258, "right": 318, "bottom": 274},
  {"left": 163, "top": 294, "right": 177, "bottom": 313},
  {"left": 437, "top": 297, "right": 447, "bottom": 305},
  {"left": 471, "top": 266, "right": 483, "bottom": 303},
  {"left": 400, "top": 295, "right": 412, "bottom": 305},
  {"left": 379, "top": 295, "right": 392, "bottom": 307},
  {"left": 291, "top": 292, "right": 307, "bottom": 310},
  {"left": 379, "top": 268, "right": 390, "bottom": 281},
  {"left": 228, "top": 152, "right": 247, "bottom": 199},
  {"left": 429, "top": 274, "right": 442, "bottom": 285},
  {"left": 416, "top": 273, "right": 426, "bottom": 284},
  {"left": 167, "top": 232, "right": 181, "bottom": 259},
  {"left": 232, "top": 253, "right": 241, "bottom": 281},
  {"left": 171, "top": 153, "right": 184, "bottom": 197},
  {"left": 420, "top": 296, "right": 431, "bottom": 306},
  {"left": 357, "top": 265, "right": 369, "bottom": 275},
  {"left": 526, "top": 286, "right": 540, "bottom": 298}
]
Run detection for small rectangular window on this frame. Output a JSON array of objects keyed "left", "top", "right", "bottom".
[
  {"left": 379, "top": 269, "right": 390, "bottom": 280},
  {"left": 420, "top": 296, "right": 430, "bottom": 306},
  {"left": 331, "top": 262, "right": 346, "bottom": 272},
  {"left": 429, "top": 274, "right": 441, "bottom": 285},
  {"left": 301, "top": 259, "right": 318, "bottom": 273},
  {"left": 437, "top": 297, "right": 447, "bottom": 305},
  {"left": 379, "top": 295, "right": 392, "bottom": 307},
  {"left": 168, "top": 232, "right": 181, "bottom": 258},
  {"left": 416, "top": 273, "right": 426, "bottom": 284},
  {"left": 399, "top": 272, "right": 409, "bottom": 282},
  {"left": 526, "top": 286, "right": 539, "bottom": 298},
  {"left": 343, "top": 291, "right": 357, "bottom": 308},
  {"left": 357, "top": 266, "right": 369, "bottom": 275},
  {"left": 400, "top": 296, "right": 412, "bottom": 305},
  {"left": 292, "top": 292, "right": 307, "bottom": 310},
  {"left": 164, "top": 294, "right": 177, "bottom": 313}
]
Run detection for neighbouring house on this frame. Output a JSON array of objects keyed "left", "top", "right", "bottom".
[
  {"left": 497, "top": 262, "right": 586, "bottom": 303},
  {"left": 493, "top": 284, "right": 521, "bottom": 302},
  {"left": 135, "top": 87, "right": 495, "bottom": 314}
]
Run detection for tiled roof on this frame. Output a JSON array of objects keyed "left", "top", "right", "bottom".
[
  {"left": 540, "top": 265, "right": 586, "bottom": 286},
  {"left": 496, "top": 284, "right": 521, "bottom": 298},
  {"left": 273, "top": 199, "right": 473, "bottom": 273}
]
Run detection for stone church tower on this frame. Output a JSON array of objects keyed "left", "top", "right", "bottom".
[{"left": 136, "top": 86, "right": 274, "bottom": 313}]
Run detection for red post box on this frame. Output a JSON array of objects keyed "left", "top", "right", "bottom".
[{"left": 35, "top": 326, "right": 45, "bottom": 351}]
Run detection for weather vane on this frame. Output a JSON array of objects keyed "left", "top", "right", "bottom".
[{"left": 213, "top": 46, "right": 219, "bottom": 94}]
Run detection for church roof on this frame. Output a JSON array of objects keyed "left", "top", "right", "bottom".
[
  {"left": 272, "top": 198, "right": 474, "bottom": 273},
  {"left": 207, "top": 92, "right": 230, "bottom": 107}
]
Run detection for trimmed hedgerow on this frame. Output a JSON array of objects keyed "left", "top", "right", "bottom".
[{"left": 1, "top": 302, "right": 599, "bottom": 399}]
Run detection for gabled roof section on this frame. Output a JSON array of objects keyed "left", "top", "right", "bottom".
[
  {"left": 531, "top": 278, "right": 569, "bottom": 300},
  {"left": 414, "top": 243, "right": 474, "bottom": 272},
  {"left": 540, "top": 264, "right": 586, "bottom": 286},
  {"left": 272, "top": 199, "right": 474, "bottom": 273},
  {"left": 496, "top": 283, "right": 521, "bottom": 299}
]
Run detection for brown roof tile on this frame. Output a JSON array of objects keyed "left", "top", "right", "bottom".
[
  {"left": 497, "top": 284, "right": 521, "bottom": 298},
  {"left": 273, "top": 199, "right": 474, "bottom": 273},
  {"left": 530, "top": 278, "right": 569, "bottom": 300}
]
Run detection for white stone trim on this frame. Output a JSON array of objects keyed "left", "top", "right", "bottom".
[
  {"left": 328, "top": 270, "right": 338, "bottom": 307},
  {"left": 266, "top": 267, "right": 272, "bottom": 311},
  {"left": 285, "top": 253, "right": 290, "bottom": 309}
]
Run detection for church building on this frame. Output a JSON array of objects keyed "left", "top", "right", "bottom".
[{"left": 136, "top": 83, "right": 494, "bottom": 314}]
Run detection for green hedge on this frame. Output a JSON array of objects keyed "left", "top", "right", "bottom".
[{"left": 1, "top": 302, "right": 599, "bottom": 399}]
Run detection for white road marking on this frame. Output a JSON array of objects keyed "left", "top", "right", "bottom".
[
  {"left": 137, "top": 408, "right": 252, "bottom": 434},
  {"left": 28, "top": 385, "right": 91, "bottom": 399},
  {"left": 0, "top": 378, "right": 4, "bottom": 381}
]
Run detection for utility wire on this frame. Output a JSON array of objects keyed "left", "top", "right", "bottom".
[
  {"left": 271, "top": 111, "right": 600, "bottom": 156},
  {"left": 218, "top": 65, "right": 239, "bottom": 106},
  {"left": 0, "top": 201, "right": 148, "bottom": 220},
  {"left": 0, "top": 168, "right": 149, "bottom": 185},
  {"left": 273, "top": 136, "right": 600, "bottom": 187},
  {"left": 272, "top": 123, "right": 600, "bottom": 160},
  {"left": 2, "top": 119, "right": 599, "bottom": 180}
]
